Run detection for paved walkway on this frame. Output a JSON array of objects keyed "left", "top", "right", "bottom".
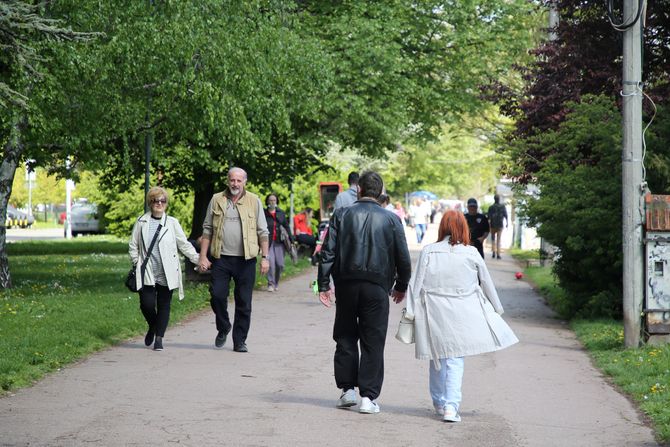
[{"left": 0, "top": 225, "right": 660, "bottom": 446}]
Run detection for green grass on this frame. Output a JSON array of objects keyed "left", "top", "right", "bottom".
[
  {"left": 572, "top": 320, "right": 670, "bottom": 443},
  {"left": 510, "top": 250, "right": 670, "bottom": 443},
  {"left": 29, "top": 220, "right": 62, "bottom": 230},
  {"left": 508, "top": 247, "right": 541, "bottom": 262},
  {"left": 1, "top": 240, "right": 313, "bottom": 394},
  {"left": 7, "top": 235, "right": 128, "bottom": 256}
]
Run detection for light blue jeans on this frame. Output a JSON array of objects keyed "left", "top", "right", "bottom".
[
  {"left": 429, "top": 357, "right": 464, "bottom": 412},
  {"left": 415, "top": 223, "right": 427, "bottom": 243}
]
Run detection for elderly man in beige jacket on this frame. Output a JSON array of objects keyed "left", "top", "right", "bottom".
[{"left": 198, "top": 167, "right": 269, "bottom": 353}]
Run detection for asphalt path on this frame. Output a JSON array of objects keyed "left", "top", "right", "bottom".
[{"left": 0, "top": 225, "right": 660, "bottom": 446}]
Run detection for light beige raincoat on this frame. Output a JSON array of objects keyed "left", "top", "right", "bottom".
[{"left": 405, "top": 238, "right": 518, "bottom": 365}]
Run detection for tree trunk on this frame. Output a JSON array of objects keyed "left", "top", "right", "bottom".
[
  {"left": 189, "top": 175, "right": 215, "bottom": 240},
  {"left": 0, "top": 113, "right": 27, "bottom": 288}
]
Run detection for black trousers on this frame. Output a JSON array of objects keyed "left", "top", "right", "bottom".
[
  {"left": 471, "top": 239, "right": 485, "bottom": 258},
  {"left": 139, "top": 284, "right": 173, "bottom": 337},
  {"left": 210, "top": 256, "right": 257, "bottom": 346},
  {"left": 333, "top": 280, "right": 389, "bottom": 400},
  {"left": 295, "top": 234, "right": 317, "bottom": 251}
]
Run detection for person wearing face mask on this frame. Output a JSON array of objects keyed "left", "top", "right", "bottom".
[
  {"left": 263, "top": 193, "right": 292, "bottom": 292},
  {"left": 198, "top": 167, "right": 270, "bottom": 353},
  {"left": 128, "top": 186, "right": 201, "bottom": 351}
]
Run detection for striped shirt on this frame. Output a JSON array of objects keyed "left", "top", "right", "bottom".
[{"left": 148, "top": 216, "right": 167, "bottom": 286}]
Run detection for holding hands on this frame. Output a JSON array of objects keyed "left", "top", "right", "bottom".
[{"left": 198, "top": 256, "right": 212, "bottom": 272}]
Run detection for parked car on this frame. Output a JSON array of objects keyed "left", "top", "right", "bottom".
[
  {"left": 6, "top": 205, "right": 35, "bottom": 229},
  {"left": 66, "top": 203, "right": 102, "bottom": 237}
]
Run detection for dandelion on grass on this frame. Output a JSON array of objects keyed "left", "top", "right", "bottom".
[{"left": 651, "top": 383, "right": 667, "bottom": 394}]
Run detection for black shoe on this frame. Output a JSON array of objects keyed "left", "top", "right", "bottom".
[
  {"left": 153, "top": 336, "right": 163, "bottom": 351},
  {"left": 497, "top": 255, "right": 502, "bottom": 259},
  {"left": 233, "top": 343, "right": 248, "bottom": 353},
  {"left": 144, "top": 329, "right": 155, "bottom": 347},
  {"left": 215, "top": 330, "right": 227, "bottom": 348},
  {"left": 491, "top": 253, "right": 495, "bottom": 258}
]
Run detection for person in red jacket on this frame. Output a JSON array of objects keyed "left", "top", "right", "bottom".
[{"left": 293, "top": 207, "right": 317, "bottom": 253}]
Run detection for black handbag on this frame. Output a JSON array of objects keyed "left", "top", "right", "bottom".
[
  {"left": 125, "top": 266, "right": 139, "bottom": 292},
  {"left": 125, "top": 222, "right": 163, "bottom": 292}
]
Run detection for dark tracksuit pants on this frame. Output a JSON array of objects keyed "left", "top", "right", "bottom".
[
  {"left": 139, "top": 284, "right": 173, "bottom": 337},
  {"left": 210, "top": 255, "right": 257, "bottom": 346},
  {"left": 333, "top": 280, "right": 390, "bottom": 401}
]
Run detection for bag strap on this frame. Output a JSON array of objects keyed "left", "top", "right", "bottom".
[{"left": 140, "top": 220, "right": 164, "bottom": 282}]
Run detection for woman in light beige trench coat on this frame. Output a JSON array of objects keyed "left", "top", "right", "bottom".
[
  {"left": 129, "top": 187, "right": 200, "bottom": 351},
  {"left": 405, "top": 210, "right": 518, "bottom": 422}
]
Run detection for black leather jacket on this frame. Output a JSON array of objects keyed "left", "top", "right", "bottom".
[{"left": 317, "top": 199, "right": 411, "bottom": 293}]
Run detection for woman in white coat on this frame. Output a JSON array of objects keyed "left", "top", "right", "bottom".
[
  {"left": 405, "top": 210, "right": 518, "bottom": 422},
  {"left": 128, "top": 187, "right": 201, "bottom": 351}
]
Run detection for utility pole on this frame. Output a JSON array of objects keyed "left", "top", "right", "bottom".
[{"left": 621, "top": 0, "right": 645, "bottom": 347}]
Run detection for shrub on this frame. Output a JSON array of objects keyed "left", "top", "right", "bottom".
[{"left": 519, "top": 95, "right": 623, "bottom": 318}]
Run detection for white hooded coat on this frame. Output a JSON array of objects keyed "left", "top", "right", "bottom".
[{"left": 405, "top": 239, "right": 518, "bottom": 365}]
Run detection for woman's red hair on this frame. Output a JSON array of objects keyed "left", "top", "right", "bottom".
[{"left": 437, "top": 210, "right": 470, "bottom": 246}]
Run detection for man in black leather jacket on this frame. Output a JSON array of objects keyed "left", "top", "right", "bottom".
[{"left": 317, "top": 171, "right": 412, "bottom": 414}]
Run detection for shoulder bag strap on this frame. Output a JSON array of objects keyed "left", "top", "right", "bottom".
[{"left": 139, "top": 222, "right": 163, "bottom": 284}]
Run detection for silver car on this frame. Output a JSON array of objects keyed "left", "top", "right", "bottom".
[{"left": 68, "top": 203, "right": 102, "bottom": 236}]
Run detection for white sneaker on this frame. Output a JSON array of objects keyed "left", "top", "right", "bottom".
[
  {"left": 267, "top": 286, "right": 274, "bottom": 292},
  {"left": 359, "top": 397, "right": 380, "bottom": 414},
  {"left": 336, "top": 389, "right": 357, "bottom": 408},
  {"left": 443, "top": 405, "right": 461, "bottom": 422}
]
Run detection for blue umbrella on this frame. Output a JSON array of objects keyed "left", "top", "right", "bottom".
[{"left": 410, "top": 190, "right": 438, "bottom": 200}]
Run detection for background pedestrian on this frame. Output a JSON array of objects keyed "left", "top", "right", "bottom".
[
  {"left": 487, "top": 194, "right": 508, "bottom": 259},
  {"left": 464, "top": 198, "right": 489, "bottom": 258},
  {"left": 264, "top": 193, "right": 292, "bottom": 292}
]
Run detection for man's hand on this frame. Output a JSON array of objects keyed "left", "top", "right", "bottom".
[
  {"left": 260, "top": 258, "right": 270, "bottom": 275},
  {"left": 319, "top": 290, "right": 334, "bottom": 308},
  {"left": 391, "top": 289, "right": 406, "bottom": 304},
  {"left": 199, "top": 256, "right": 211, "bottom": 272}
]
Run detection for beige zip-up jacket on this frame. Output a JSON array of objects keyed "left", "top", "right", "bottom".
[{"left": 128, "top": 213, "right": 200, "bottom": 300}]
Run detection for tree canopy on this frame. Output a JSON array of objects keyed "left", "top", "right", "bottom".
[{"left": 1, "top": 0, "right": 540, "bottom": 285}]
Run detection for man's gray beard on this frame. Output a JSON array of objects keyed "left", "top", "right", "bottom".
[{"left": 230, "top": 187, "right": 241, "bottom": 196}]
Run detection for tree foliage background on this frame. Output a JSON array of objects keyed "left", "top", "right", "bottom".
[
  {"left": 1, "top": 0, "right": 539, "bottom": 285},
  {"left": 494, "top": 0, "right": 670, "bottom": 318}
]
